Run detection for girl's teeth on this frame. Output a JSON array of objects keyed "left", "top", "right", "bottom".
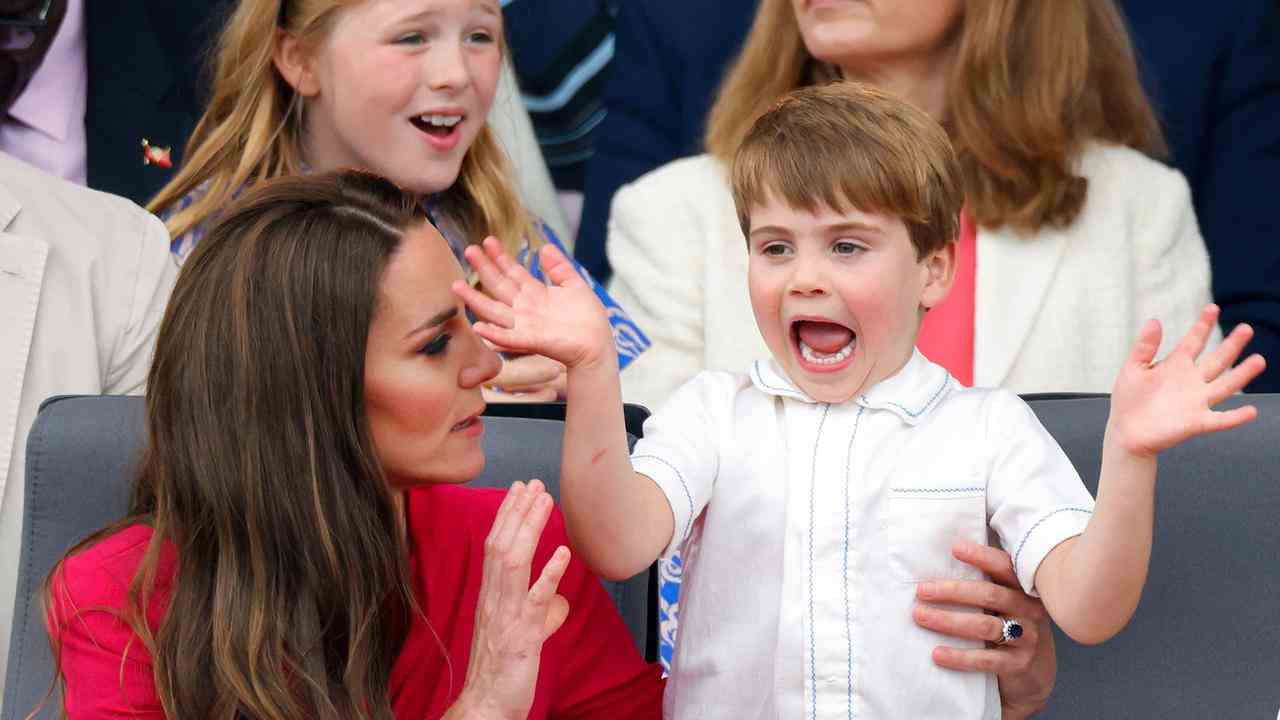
[{"left": 800, "top": 339, "right": 854, "bottom": 365}]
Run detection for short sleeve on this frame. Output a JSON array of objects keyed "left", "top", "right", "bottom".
[
  {"left": 629, "top": 371, "right": 734, "bottom": 556},
  {"left": 983, "top": 390, "right": 1096, "bottom": 595}
]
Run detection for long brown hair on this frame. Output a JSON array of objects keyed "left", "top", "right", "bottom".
[
  {"left": 48, "top": 171, "right": 432, "bottom": 720},
  {"left": 147, "top": 0, "right": 536, "bottom": 254},
  {"left": 705, "top": 0, "right": 1167, "bottom": 233}
]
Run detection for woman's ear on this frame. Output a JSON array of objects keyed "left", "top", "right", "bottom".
[
  {"left": 919, "top": 241, "right": 957, "bottom": 310},
  {"left": 272, "top": 29, "right": 321, "bottom": 97}
]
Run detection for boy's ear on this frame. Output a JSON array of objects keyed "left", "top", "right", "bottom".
[
  {"left": 272, "top": 29, "right": 321, "bottom": 97},
  {"left": 919, "top": 241, "right": 957, "bottom": 310}
]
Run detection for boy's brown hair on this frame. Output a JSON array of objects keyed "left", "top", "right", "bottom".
[{"left": 731, "top": 82, "right": 964, "bottom": 260}]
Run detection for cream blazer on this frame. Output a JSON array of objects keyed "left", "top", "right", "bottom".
[
  {"left": 607, "top": 144, "right": 1218, "bottom": 411},
  {"left": 0, "top": 152, "right": 177, "bottom": 687}
]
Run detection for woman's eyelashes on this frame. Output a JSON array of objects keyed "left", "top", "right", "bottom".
[{"left": 420, "top": 333, "right": 451, "bottom": 356}]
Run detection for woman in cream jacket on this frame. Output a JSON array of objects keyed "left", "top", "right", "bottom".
[{"left": 607, "top": 0, "right": 1216, "bottom": 412}]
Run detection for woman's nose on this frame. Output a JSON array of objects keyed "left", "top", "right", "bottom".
[{"left": 459, "top": 331, "right": 502, "bottom": 389}]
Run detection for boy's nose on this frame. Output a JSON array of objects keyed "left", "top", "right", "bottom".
[{"left": 787, "top": 260, "right": 829, "bottom": 297}]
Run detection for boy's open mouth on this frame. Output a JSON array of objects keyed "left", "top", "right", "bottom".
[{"left": 791, "top": 319, "right": 857, "bottom": 371}]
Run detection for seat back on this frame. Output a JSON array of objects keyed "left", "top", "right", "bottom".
[
  {"left": 1027, "top": 394, "right": 1280, "bottom": 719},
  {"left": 3, "top": 396, "right": 654, "bottom": 720}
]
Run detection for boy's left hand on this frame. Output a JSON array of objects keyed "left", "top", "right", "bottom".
[
  {"left": 453, "top": 237, "right": 615, "bottom": 371},
  {"left": 1109, "top": 304, "right": 1266, "bottom": 457}
]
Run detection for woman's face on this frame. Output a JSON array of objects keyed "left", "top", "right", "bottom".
[
  {"left": 791, "top": 0, "right": 963, "bottom": 76},
  {"left": 289, "top": 0, "right": 503, "bottom": 195},
  {"left": 364, "top": 224, "right": 502, "bottom": 488}
]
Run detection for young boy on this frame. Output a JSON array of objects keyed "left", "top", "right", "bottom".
[{"left": 454, "top": 83, "right": 1265, "bottom": 719}]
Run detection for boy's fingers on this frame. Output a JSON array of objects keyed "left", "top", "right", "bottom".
[
  {"left": 537, "top": 243, "right": 585, "bottom": 288},
  {"left": 1207, "top": 354, "right": 1266, "bottom": 404},
  {"left": 1127, "top": 318, "right": 1163, "bottom": 367},
  {"left": 493, "top": 354, "right": 564, "bottom": 390},
  {"left": 1205, "top": 404, "right": 1259, "bottom": 434},
  {"left": 472, "top": 322, "right": 525, "bottom": 352},
  {"left": 453, "top": 282, "right": 515, "bottom": 328},
  {"left": 1199, "top": 323, "right": 1253, "bottom": 382},
  {"left": 485, "top": 237, "right": 541, "bottom": 291},
  {"left": 1174, "top": 304, "right": 1219, "bottom": 359},
  {"left": 465, "top": 243, "right": 520, "bottom": 304}
]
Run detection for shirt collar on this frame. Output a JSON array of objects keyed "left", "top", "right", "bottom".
[
  {"left": 749, "top": 349, "right": 955, "bottom": 425},
  {"left": 7, "top": 0, "right": 86, "bottom": 142}
]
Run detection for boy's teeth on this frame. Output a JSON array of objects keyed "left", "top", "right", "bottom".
[{"left": 800, "top": 339, "right": 854, "bottom": 365}]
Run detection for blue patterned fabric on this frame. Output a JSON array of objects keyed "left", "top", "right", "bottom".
[{"left": 657, "top": 551, "right": 682, "bottom": 672}]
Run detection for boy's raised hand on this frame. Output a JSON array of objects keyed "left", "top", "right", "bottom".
[
  {"left": 1109, "top": 304, "right": 1266, "bottom": 457},
  {"left": 453, "top": 237, "right": 615, "bottom": 370}
]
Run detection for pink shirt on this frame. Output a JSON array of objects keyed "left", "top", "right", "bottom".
[
  {"left": 0, "top": 0, "right": 87, "bottom": 184},
  {"left": 917, "top": 211, "right": 977, "bottom": 386}
]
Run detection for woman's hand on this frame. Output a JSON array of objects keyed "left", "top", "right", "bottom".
[
  {"left": 912, "top": 541, "right": 1054, "bottom": 720},
  {"left": 445, "top": 480, "right": 572, "bottom": 720},
  {"left": 454, "top": 237, "right": 614, "bottom": 371}
]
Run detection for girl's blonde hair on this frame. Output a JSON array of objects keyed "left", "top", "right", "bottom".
[
  {"left": 147, "top": 0, "right": 537, "bottom": 253},
  {"left": 704, "top": 0, "right": 1167, "bottom": 233}
]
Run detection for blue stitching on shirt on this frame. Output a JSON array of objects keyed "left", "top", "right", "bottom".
[
  {"left": 844, "top": 406, "right": 865, "bottom": 719},
  {"left": 752, "top": 361, "right": 801, "bottom": 397},
  {"left": 632, "top": 454, "right": 696, "bottom": 543},
  {"left": 879, "top": 372, "right": 951, "bottom": 417},
  {"left": 1013, "top": 507, "right": 1094, "bottom": 571},
  {"left": 889, "top": 487, "right": 984, "bottom": 494},
  {"left": 809, "top": 404, "right": 830, "bottom": 720}
]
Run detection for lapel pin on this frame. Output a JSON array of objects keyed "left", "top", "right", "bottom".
[{"left": 141, "top": 139, "right": 173, "bottom": 169}]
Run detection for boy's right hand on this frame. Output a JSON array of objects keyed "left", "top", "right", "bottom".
[{"left": 454, "top": 237, "right": 616, "bottom": 371}]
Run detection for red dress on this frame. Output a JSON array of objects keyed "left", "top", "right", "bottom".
[{"left": 47, "top": 485, "right": 664, "bottom": 719}]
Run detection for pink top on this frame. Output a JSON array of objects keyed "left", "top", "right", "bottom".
[
  {"left": 0, "top": 0, "right": 88, "bottom": 184},
  {"left": 917, "top": 211, "right": 977, "bottom": 387},
  {"left": 47, "top": 485, "right": 664, "bottom": 718}
]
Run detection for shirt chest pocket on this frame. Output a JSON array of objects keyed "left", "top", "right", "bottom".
[{"left": 883, "top": 483, "right": 987, "bottom": 583}]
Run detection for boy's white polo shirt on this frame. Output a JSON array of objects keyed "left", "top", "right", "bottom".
[{"left": 631, "top": 350, "right": 1095, "bottom": 720}]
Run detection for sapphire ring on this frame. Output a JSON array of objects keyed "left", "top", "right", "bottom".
[{"left": 996, "top": 617, "right": 1024, "bottom": 645}]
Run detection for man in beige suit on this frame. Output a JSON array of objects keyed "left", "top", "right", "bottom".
[{"left": 0, "top": 151, "right": 177, "bottom": 692}]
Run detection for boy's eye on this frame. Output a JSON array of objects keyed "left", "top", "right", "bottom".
[
  {"left": 760, "top": 243, "right": 792, "bottom": 257},
  {"left": 395, "top": 32, "right": 426, "bottom": 46},
  {"left": 420, "top": 333, "right": 451, "bottom": 356},
  {"left": 832, "top": 240, "right": 863, "bottom": 256}
]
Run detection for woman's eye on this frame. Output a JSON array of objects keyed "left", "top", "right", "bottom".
[
  {"left": 420, "top": 333, "right": 451, "bottom": 356},
  {"left": 832, "top": 240, "right": 862, "bottom": 256}
]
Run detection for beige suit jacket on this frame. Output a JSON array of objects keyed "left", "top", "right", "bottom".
[
  {"left": 608, "top": 144, "right": 1219, "bottom": 411},
  {"left": 0, "top": 152, "right": 176, "bottom": 689}
]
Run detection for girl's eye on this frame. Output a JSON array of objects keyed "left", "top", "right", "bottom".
[
  {"left": 420, "top": 333, "right": 451, "bottom": 356},
  {"left": 832, "top": 240, "right": 862, "bottom": 256},
  {"left": 467, "top": 30, "right": 496, "bottom": 44}
]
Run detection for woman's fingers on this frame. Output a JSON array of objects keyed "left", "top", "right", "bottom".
[
  {"left": 524, "top": 545, "right": 572, "bottom": 637},
  {"left": 916, "top": 578, "right": 1046, "bottom": 623},
  {"left": 950, "top": 541, "right": 1019, "bottom": 590},
  {"left": 499, "top": 487, "right": 553, "bottom": 609},
  {"left": 931, "top": 645, "right": 1034, "bottom": 676},
  {"left": 913, "top": 605, "right": 1038, "bottom": 647}
]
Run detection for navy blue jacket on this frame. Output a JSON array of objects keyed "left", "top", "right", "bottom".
[
  {"left": 577, "top": 0, "right": 1280, "bottom": 391},
  {"left": 85, "top": 0, "right": 231, "bottom": 207}
]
